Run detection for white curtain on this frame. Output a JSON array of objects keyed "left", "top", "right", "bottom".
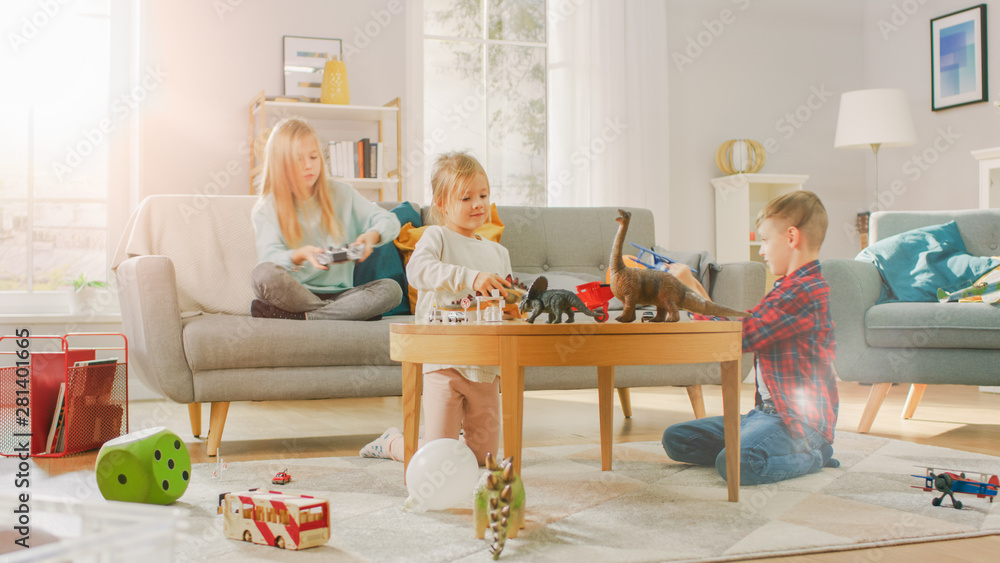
[{"left": 548, "top": 0, "right": 669, "bottom": 220}]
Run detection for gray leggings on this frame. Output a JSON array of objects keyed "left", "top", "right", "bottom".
[{"left": 251, "top": 262, "right": 402, "bottom": 320}]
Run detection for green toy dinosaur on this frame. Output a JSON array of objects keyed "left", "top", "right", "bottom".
[
  {"left": 518, "top": 276, "right": 601, "bottom": 323},
  {"left": 474, "top": 453, "right": 526, "bottom": 559}
]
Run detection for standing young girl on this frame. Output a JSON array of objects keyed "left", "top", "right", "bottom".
[
  {"left": 251, "top": 117, "right": 402, "bottom": 320},
  {"left": 360, "top": 152, "right": 511, "bottom": 465}
]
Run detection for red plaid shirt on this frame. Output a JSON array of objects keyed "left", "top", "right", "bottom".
[{"left": 741, "top": 261, "right": 838, "bottom": 443}]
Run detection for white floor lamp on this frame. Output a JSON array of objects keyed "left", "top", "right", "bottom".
[{"left": 834, "top": 88, "right": 917, "bottom": 212}]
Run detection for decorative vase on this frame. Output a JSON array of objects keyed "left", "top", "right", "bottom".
[
  {"left": 320, "top": 58, "right": 350, "bottom": 105},
  {"left": 715, "top": 139, "right": 766, "bottom": 175},
  {"left": 69, "top": 287, "right": 97, "bottom": 315}
]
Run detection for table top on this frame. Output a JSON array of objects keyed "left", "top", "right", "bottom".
[{"left": 389, "top": 319, "right": 743, "bottom": 336}]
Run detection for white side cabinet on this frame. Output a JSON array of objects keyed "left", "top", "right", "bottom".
[
  {"left": 711, "top": 173, "right": 808, "bottom": 265},
  {"left": 971, "top": 146, "right": 1000, "bottom": 209},
  {"left": 249, "top": 91, "right": 402, "bottom": 201}
]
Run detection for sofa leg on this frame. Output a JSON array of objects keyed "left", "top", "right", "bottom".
[
  {"left": 686, "top": 385, "right": 706, "bottom": 419},
  {"left": 617, "top": 388, "right": 632, "bottom": 418},
  {"left": 206, "top": 402, "right": 230, "bottom": 457},
  {"left": 188, "top": 403, "right": 202, "bottom": 437},
  {"left": 857, "top": 382, "right": 892, "bottom": 433},
  {"left": 902, "top": 384, "right": 927, "bottom": 419}
]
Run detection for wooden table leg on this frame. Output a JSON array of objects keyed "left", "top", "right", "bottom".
[
  {"left": 721, "top": 359, "right": 741, "bottom": 502},
  {"left": 500, "top": 336, "right": 525, "bottom": 475},
  {"left": 402, "top": 361, "right": 422, "bottom": 482},
  {"left": 598, "top": 366, "right": 615, "bottom": 470}
]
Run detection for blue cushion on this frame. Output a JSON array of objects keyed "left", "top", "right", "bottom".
[
  {"left": 353, "top": 202, "right": 421, "bottom": 316},
  {"left": 856, "top": 220, "right": 1000, "bottom": 303}
]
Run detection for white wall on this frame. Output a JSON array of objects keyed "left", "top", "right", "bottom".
[
  {"left": 135, "top": 0, "right": 407, "bottom": 201},
  {"left": 667, "top": 0, "right": 866, "bottom": 260},
  {"left": 667, "top": 0, "right": 1000, "bottom": 261},
  {"left": 863, "top": 0, "right": 1000, "bottom": 215}
]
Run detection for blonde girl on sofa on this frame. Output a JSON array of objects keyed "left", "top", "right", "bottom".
[
  {"left": 250, "top": 117, "right": 402, "bottom": 320},
  {"left": 360, "top": 152, "right": 511, "bottom": 465}
]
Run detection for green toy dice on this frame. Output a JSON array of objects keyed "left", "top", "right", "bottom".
[{"left": 95, "top": 426, "right": 191, "bottom": 504}]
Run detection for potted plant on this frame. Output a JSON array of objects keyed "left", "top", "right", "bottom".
[{"left": 68, "top": 273, "right": 108, "bottom": 315}]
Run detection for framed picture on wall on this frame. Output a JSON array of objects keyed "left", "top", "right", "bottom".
[
  {"left": 283, "top": 36, "right": 343, "bottom": 102},
  {"left": 930, "top": 4, "right": 988, "bottom": 111}
]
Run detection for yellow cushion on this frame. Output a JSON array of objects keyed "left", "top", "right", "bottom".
[
  {"left": 605, "top": 255, "right": 647, "bottom": 284},
  {"left": 394, "top": 204, "right": 505, "bottom": 314}
]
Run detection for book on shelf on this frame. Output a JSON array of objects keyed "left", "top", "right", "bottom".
[
  {"left": 45, "top": 383, "right": 66, "bottom": 454},
  {"left": 327, "top": 137, "right": 384, "bottom": 180},
  {"left": 370, "top": 142, "right": 381, "bottom": 180}
]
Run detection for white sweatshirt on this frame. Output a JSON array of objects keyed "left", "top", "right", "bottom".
[{"left": 406, "top": 225, "right": 512, "bottom": 383}]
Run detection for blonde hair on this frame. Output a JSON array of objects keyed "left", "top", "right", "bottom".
[
  {"left": 755, "top": 190, "right": 828, "bottom": 250},
  {"left": 260, "top": 118, "right": 342, "bottom": 247},
  {"left": 429, "top": 152, "right": 489, "bottom": 224}
]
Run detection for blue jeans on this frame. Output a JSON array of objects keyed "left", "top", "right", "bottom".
[{"left": 662, "top": 407, "right": 837, "bottom": 485}]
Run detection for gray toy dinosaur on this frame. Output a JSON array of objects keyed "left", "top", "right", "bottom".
[{"left": 518, "top": 276, "right": 601, "bottom": 324}]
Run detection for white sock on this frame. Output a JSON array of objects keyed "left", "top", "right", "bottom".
[{"left": 360, "top": 427, "right": 401, "bottom": 459}]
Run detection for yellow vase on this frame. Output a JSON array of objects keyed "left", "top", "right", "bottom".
[{"left": 320, "top": 59, "right": 350, "bottom": 104}]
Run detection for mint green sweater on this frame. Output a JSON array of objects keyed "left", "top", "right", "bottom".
[{"left": 251, "top": 180, "right": 401, "bottom": 293}]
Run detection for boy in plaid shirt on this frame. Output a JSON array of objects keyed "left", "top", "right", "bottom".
[{"left": 662, "top": 191, "right": 839, "bottom": 484}]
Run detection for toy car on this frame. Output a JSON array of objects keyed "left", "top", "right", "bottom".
[
  {"left": 272, "top": 470, "right": 291, "bottom": 485},
  {"left": 575, "top": 282, "right": 614, "bottom": 322}
]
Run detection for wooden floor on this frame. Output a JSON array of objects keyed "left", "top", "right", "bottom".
[{"left": 36, "top": 382, "right": 1000, "bottom": 561}]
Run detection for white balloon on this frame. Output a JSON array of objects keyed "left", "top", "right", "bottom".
[{"left": 403, "top": 438, "right": 480, "bottom": 511}]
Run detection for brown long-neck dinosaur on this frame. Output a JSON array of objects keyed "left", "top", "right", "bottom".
[{"left": 609, "top": 209, "right": 749, "bottom": 323}]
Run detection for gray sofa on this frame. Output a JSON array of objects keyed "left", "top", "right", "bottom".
[
  {"left": 823, "top": 209, "right": 1000, "bottom": 432},
  {"left": 113, "top": 195, "right": 764, "bottom": 455}
]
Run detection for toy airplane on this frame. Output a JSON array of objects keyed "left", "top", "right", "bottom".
[
  {"left": 911, "top": 467, "right": 999, "bottom": 509},
  {"left": 936, "top": 281, "right": 1000, "bottom": 304},
  {"left": 629, "top": 243, "right": 697, "bottom": 275}
]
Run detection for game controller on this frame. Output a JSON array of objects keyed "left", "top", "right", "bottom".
[{"left": 317, "top": 243, "right": 363, "bottom": 266}]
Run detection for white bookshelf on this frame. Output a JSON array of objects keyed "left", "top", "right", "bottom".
[
  {"left": 249, "top": 91, "right": 402, "bottom": 201},
  {"left": 711, "top": 173, "right": 808, "bottom": 265},
  {"left": 971, "top": 146, "right": 1000, "bottom": 209}
]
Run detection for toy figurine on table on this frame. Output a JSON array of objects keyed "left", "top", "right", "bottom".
[
  {"left": 629, "top": 242, "right": 697, "bottom": 275},
  {"left": 518, "top": 277, "right": 601, "bottom": 324},
  {"left": 574, "top": 282, "right": 614, "bottom": 322}
]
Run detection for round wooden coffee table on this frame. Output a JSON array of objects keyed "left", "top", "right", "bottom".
[{"left": 390, "top": 319, "right": 744, "bottom": 502}]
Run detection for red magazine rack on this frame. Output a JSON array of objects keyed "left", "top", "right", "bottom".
[{"left": 0, "top": 333, "right": 128, "bottom": 458}]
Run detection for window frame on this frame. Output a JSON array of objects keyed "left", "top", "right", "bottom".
[
  {"left": 0, "top": 1, "right": 134, "bottom": 316},
  {"left": 420, "top": 0, "right": 548, "bottom": 206}
]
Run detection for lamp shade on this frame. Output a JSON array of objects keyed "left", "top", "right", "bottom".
[{"left": 834, "top": 88, "right": 917, "bottom": 149}]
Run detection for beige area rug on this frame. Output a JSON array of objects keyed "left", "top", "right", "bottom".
[{"left": 3, "top": 432, "right": 1000, "bottom": 562}]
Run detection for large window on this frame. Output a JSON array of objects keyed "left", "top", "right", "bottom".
[
  {"left": 423, "top": 0, "right": 547, "bottom": 205},
  {"left": 0, "top": 0, "right": 115, "bottom": 313}
]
